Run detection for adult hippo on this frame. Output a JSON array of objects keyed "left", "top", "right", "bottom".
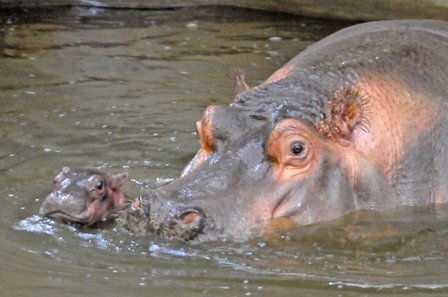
[{"left": 41, "top": 20, "right": 448, "bottom": 242}]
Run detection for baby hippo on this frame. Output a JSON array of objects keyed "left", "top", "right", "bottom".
[
  {"left": 40, "top": 167, "right": 128, "bottom": 226},
  {"left": 40, "top": 168, "right": 205, "bottom": 241}
]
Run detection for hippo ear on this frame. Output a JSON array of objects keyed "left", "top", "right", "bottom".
[
  {"left": 55, "top": 166, "right": 71, "bottom": 183},
  {"left": 325, "top": 95, "right": 365, "bottom": 140},
  {"left": 109, "top": 173, "right": 128, "bottom": 190},
  {"left": 233, "top": 68, "right": 250, "bottom": 95},
  {"left": 341, "top": 95, "right": 363, "bottom": 132}
]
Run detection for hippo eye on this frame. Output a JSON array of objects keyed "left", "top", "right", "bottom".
[
  {"left": 95, "top": 180, "right": 104, "bottom": 191},
  {"left": 290, "top": 142, "right": 306, "bottom": 157}
]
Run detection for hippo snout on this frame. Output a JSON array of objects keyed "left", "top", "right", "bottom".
[
  {"left": 125, "top": 196, "right": 208, "bottom": 241},
  {"left": 39, "top": 191, "right": 88, "bottom": 223}
]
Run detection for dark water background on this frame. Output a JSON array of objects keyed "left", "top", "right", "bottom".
[{"left": 1, "top": 7, "right": 448, "bottom": 297}]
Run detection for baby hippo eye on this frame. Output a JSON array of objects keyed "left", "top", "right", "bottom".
[
  {"left": 95, "top": 180, "right": 104, "bottom": 191},
  {"left": 290, "top": 141, "right": 306, "bottom": 157}
]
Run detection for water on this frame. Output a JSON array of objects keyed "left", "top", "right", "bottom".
[{"left": 1, "top": 7, "right": 448, "bottom": 297}]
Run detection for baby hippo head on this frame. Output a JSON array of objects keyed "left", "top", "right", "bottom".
[{"left": 39, "top": 167, "right": 128, "bottom": 226}]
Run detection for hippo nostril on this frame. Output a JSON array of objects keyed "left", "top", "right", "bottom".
[
  {"left": 130, "top": 196, "right": 144, "bottom": 211},
  {"left": 125, "top": 196, "right": 155, "bottom": 235},
  {"left": 170, "top": 207, "right": 205, "bottom": 241},
  {"left": 176, "top": 208, "right": 203, "bottom": 225}
]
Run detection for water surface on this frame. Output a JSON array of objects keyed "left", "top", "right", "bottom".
[{"left": 1, "top": 7, "right": 447, "bottom": 297}]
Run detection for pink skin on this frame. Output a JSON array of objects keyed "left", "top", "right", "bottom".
[
  {"left": 40, "top": 168, "right": 129, "bottom": 226},
  {"left": 85, "top": 173, "right": 128, "bottom": 225}
]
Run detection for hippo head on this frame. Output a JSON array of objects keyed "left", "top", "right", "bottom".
[
  {"left": 40, "top": 167, "right": 128, "bottom": 226},
  {"left": 136, "top": 71, "right": 396, "bottom": 242},
  {"left": 136, "top": 21, "right": 448, "bottom": 242}
]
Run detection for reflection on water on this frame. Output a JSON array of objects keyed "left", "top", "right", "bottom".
[{"left": 1, "top": 6, "right": 448, "bottom": 297}]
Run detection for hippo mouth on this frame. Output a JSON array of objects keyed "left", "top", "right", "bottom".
[
  {"left": 39, "top": 192, "right": 113, "bottom": 226},
  {"left": 39, "top": 197, "right": 94, "bottom": 226},
  {"left": 272, "top": 193, "right": 306, "bottom": 221},
  {"left": 41, "top": 209, "right": 92, "bottom": 225}
]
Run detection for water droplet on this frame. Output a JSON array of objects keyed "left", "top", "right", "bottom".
[
  {"left": 149, "top": 244, "right": 160, "bottom": 254},
  {"left": 186, "top": 22, "right": 198, "bottom": 29},
  {"left": 268, "top": 36, "right": 282, "bottom": 41}
]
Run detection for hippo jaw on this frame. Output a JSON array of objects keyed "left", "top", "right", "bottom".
[{"left": 40, "top": 191, "right": 93, "bottom": 225}]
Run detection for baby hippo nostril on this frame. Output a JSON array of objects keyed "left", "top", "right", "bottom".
[{"left": 170, "top": 207, "right": 205, "bottom": 241}]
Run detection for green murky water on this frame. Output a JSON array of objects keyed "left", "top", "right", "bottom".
[{"left": 1, "top": 7, "right": 448, "bottom": 297}]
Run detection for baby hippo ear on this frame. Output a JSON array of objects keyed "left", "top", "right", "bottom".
[
  {"left": 108, "top": 173, "right": 128, "bottom": 190},
  {"left": 325, "top": 94, "right": 365, "bottom": 140},
  {"left": 233, "top": 68, "right": 250, "bottom": 95}
]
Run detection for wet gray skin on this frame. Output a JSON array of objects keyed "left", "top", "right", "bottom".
[
  {"left": 41, "top": 20, "right": 448, "bottom": 242},
  {"left": 40, "top": 167, "right": 128, "bottom": 226},
  {"left": 138, "top": 20, "right": 448, "bottom": 242}
]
